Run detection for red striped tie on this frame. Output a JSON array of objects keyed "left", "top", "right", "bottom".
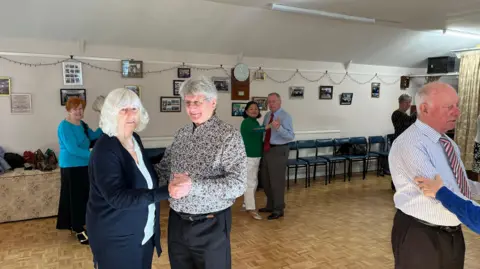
[{"left": 439, "top": 136, "right": 471, "bottom": 199}]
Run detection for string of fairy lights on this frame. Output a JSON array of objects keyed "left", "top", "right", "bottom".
[{"left": 0, "top": 55, "right": 407, "bottom": 85}]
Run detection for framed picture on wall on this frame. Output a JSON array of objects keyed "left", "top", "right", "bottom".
[
  {"left": 231, "top": 102, "right": 247, "bottom": 117},
  {"left": 160, "top": 96, "right": 181, "bottom": 112},
  {"left": 212, "top": 77, "right": 230, "bottom": 93},
  {"left": 371, "top": 82, "right": 380, "bottom": 98},
  {"left": 173, "top": 80, "right": 184, "bottom": 96},
  {"left": 178, "top": 68, "right": 191, "bottom": 79},
  {"left": 0, "top": 77, "right": 11, "bottom": 96},
  {"left": 252, "top": 97, "right": 267, "bottom": 111},
  {"left": 10, "top": 93, "right": 32, "bottom": 114},
  {"left": 319, "top": 86, "right": 333, "bottom": 99},
  {"left": 125, "top": 85, "right": 141, "bottom": 98},
  {"left": 340, "top": 93, "right": 353, "bottom": 105},
  {"left": 62, "top": 62, "right": 83, "bottom": 86},
  {"left": 60, "top": 88, "right": 86, "bottom": 106},
  {"left": 121, "top": 60, "right": 143, "bottom": 78},
  {"left": 289, "top": 86, "right": 304, "bottom": 99}
]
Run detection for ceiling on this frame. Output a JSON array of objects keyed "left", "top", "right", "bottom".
[{"left": 0, "top": 0, "right": 479, "bottom": 68}]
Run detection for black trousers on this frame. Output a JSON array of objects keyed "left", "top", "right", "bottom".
[
  {"left": 56, "top": 166, "right": 90, "bottom": 232},
  {"left": 260, "top": 145, "right": 289, "bottom": 212},
  {"left": 93, "top": 237, "right": 154, "bottom": 269},
  {"left": 168, "top": 207, "right": 232, "bottom": 269},
  {"left": 391, "top": 210, "right": 465, "bottom": 269}
]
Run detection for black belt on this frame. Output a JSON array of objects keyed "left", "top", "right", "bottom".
[
  {"left": 270, "top": 143, "right": 288, "bottom": 148},
  {"left": 412, "top": 216, "right": 461, "bottom": 233},
  {"left": 175, "top": 208, "right": 226, "bottom": 222}
]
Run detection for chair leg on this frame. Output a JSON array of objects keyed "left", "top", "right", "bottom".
[
  {"left": 362, "top": 159, "right": 366, "bottom": 179},
  {"left": 294, "top": 166, "right": 298, "bottom": 184},
  {"left": 305, "top": 165, "right": 309, "bottom": 188},
  {"left": 343, "top": 161, "right": 347, "bottom": 182},
  {"left": 313, "top": 165, "right": 317, "bottom": 181},
  {"left": 324, "top": 164, "right": 328, "bottom": 185},
  {"left": 287, "top": 167, "right": 290, "bottom": 190}
]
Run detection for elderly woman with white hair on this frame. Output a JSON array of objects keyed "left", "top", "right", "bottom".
[{"left": 86, "top": 88, "right": 189, "bottom": 269}]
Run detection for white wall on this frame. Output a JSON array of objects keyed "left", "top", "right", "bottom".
[{"left": 0, "top": 37, "right": 425, "bottom": 156}]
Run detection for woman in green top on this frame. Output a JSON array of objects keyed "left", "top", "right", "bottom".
[{"left": 240, "top": 101, "right": 270, "bottom": 220}]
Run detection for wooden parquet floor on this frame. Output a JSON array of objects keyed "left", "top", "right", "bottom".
[{"left": 2, "top": 174, "right": 480, "bottom": 269}]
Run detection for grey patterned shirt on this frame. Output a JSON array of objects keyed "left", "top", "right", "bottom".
[{"left": 154, "top": 115, "right": 247, "bottom": 214}]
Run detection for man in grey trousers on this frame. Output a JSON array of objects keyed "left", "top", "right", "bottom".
[{"left": 259, "top": 92, "right": 295, "bottom": 220}]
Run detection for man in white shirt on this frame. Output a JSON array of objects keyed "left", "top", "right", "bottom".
[{"left": 389, "top": 82, "right": 480, "bottom": 269}]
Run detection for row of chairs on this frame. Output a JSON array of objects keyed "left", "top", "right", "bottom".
[{"left": 286, "top": 134, "right": 395, "bottom": 189}]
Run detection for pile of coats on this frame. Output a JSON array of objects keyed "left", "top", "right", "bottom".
[{"left": 0, "top": 147, "right": 58, "bottom": 175}]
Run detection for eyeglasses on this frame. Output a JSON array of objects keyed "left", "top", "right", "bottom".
[{"left": 184, "top": 99, "right": 207, "bottom": 107}]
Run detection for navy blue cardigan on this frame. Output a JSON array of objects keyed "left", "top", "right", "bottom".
[
  {"left": 435, "top": 186, "right": 480, "bottom": 234},
  {"left": 86, "top": 133, "right": 169, "bottom": 257}
]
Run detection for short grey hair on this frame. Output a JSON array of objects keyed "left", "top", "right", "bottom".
[
  {"left": 398, "top": 93, "right": 412, "bottom": 103},
  {"left": 268, "top": 92, "right": 281, "bottom": 99},
  {"left": 99, "top": 88, "right": 149, "bottom": 137},
  {"left": 92, "top": 95, "right": 105, "bottom": 112},
  {"left": 179, "top": 75, "right": 218, "bottom": 101}
]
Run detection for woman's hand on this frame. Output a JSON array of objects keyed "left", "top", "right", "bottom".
[{"left": 414, "top": 174, "right": 444, "bottom": 198}]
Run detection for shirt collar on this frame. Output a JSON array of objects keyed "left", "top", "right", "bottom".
[
  {"left": 271, "top": 107, "right": 283, "bottom": 116},
  {"left": 190, "top": 114, "right": 219, "bottom": 131},
  {"left": 414, "top": 119, "right": 442, "bottom": 143}
]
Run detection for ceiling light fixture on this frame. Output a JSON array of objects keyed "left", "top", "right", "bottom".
[
  {"left": 443, "top": 29, "right": 480, "bottom": 39},
  {"left": 271, "top": 3, "right": 375, "bottom": 24}
]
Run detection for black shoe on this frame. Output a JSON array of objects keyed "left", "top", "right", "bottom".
[
  {"left": 76, "top": 231, "right": 89, "bottom": 245},
  {"left": 267, "top": 212, "right": 284, "bottom": 220},
  {"left": 259, "top": 208, "right": 273, "bottom": 213}
]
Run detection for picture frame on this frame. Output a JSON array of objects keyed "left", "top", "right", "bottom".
[
  {"left": 319, "top": 86, "right": 333, "bottom": 100},
  {"left": 252, "top": 97, "right": 268, "bottom": 111},
  {"left": 160, "top": 96, "right": 182, "bottom": 112},
  {"left": 400, "top": 76, "right": 410, "bottom": 89},
  {"left": 254, "top": 70, "right": 266, "bottom": 81},
  {"left": 173, "top": 80, "right": 184, "bottom": 96},
  {"left": 125, "top": 85, "right": 141, "bottom": 98},
  {"left": 10, "top": 93, "right": 32, "bottom": 114},
  {"left": 340, "top": 93, "right": 353, "bottom": 105},
  {"left": 371, "top": 82, "right": 380, "bottom": 98},
  {"left": 231, "top": 102, "right": 247, "bottom": 117},
  {"left": 0, "top": 77, "right": 11, "bottom": 96},
  {"left": 60, "top": 88, "right": 86, "bottom": 106},
  {"left": 178, "top": 68, "right": 191, "bottom": 79},
  {"left": 289, "top": 86, "right": 304, "bottom": 99},
  {"left": 62, "top": 62, "right": 83, "bottom": 86},
  {"left": 121, "top": 60, "right": 143, "bottom": 78},
  {"left": 212, "top": 77, "right": 231, "bottom": 93}
]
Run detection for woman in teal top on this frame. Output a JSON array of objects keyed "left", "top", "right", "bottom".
[
  {"left": 56, "top": 97, "right": 103, "bottom": 245},
  {"left": 240, "top": 101, "right": 270, "bottom": 220}
]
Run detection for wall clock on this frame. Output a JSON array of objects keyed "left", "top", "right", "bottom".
[{"left": 233, "top": 63, "right": 249, "bottom": 82}]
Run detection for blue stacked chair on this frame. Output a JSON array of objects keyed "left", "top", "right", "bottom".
[
  {"left": 315, "top": 139, "right": 347, "bottom": 183},
  {"left": 286, "top": 141, "right": 309, "bottom": 189},
  {"left": 296, "top": 140, "right": 329, "bottom": 186},
  {"left": 334, "top": 137, "right": 368, "bottom": 181},
  {"left": 367, "top": 136, "right": 389, "bottom": 176}
]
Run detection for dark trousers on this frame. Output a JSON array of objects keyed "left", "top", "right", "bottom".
[
  {"left": 261, "top": 145, "right": 289, "bottom": 212},
  {"left": 168, "top": 207, "right": 232, "bottom": 269},
  {"left": 56, "top": 166, "right": 89, "bottom": 232},
  {"left": 93, "top": 237, "right": 154, "bottom": 269},
  {"left": 391, "top": 210, "right": 465, "bottom": 269}
]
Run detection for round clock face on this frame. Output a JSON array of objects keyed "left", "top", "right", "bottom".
[{"left": 234, "top": 63, "right": 249, "bottom": 81}]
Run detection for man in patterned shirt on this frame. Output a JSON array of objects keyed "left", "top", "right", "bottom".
[{"left": 155, "top": 76, "right": 247, "bottom": 269}]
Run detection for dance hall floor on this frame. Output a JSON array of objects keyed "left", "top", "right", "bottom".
[{"left": 1, "top": 174, "right": 480, "bottom": 269}]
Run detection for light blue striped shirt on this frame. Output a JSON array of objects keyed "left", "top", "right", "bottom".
[
  {"left": 133, "top": 139, "right": 155, "bottom": 245},
  {"left": 262, "top": 108, "right": 295, "bottom": 145},
  {"left": 389, "top": 119, "right": 480, "bottom": 226}
]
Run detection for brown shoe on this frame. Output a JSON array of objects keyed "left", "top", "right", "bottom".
[{"left": 248, "top": 210, "right": 262, "bottom": 220}]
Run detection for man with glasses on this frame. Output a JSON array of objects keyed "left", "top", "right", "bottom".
[{"left": 154, "top": 76, "right": 247, "bottom": 269}]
